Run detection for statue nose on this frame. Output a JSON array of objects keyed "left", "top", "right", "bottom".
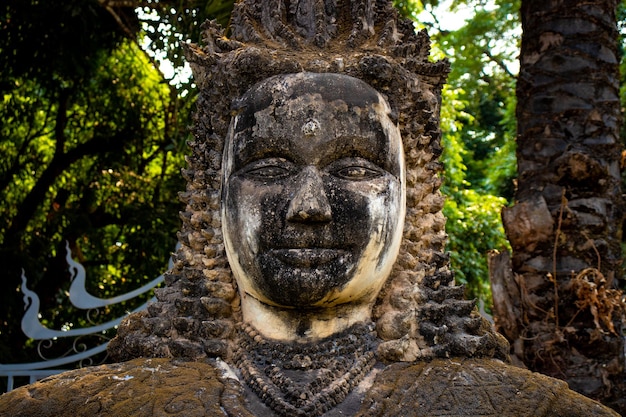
[{"left": 287, "top": 166, "right": 332, "bottom": 223}]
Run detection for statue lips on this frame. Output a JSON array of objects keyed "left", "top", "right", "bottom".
[
  {"left": 265, "top": 229, "right": 357, "bottom": 269},
  {"left": 268, "top": 248, "right": 351, "bottom": 268}
]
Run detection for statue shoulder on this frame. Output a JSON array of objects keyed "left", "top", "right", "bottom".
[
  {"left": 358, "top": 358, "right": 618, "bottom": 417},
  {"left": 1, "top": 357, "right": 618, "bottom": 416},
  {"left": 0, "top": 357, "right": 252, "bottom": 417}
]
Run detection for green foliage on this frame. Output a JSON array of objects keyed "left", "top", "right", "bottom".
[
  {"left": 443, "top": 190, "right": 510, "bottom": 303},
  {"left": 0, "top": 0, "right": 521, "bottom": 368},
  {"left": 0, "top": 0, "right": 130, "bottom": 88},
  {"left": 414, "top": 1, "right": 520, "bottom": 306},
  {"left": 433, "top": 0, "right": 519, "bottom": 196},
  {"left": 0, "top": 39, "right": 186, "bottom": 362},
  {"left": 0, "top": 0, "right": 236, "bottom": 370},
  {"left": 393, "top": 0, "right": 425, "bottom": 19},
  {"left": 439, "top": 85, "right": 512, "bottom": 307}
]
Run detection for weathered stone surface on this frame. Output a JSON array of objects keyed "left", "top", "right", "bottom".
[
  {"left": 0, "top": 358, "right": 618, "bottom": 416},
  {"left": 226, "top": 76, "right": 401, "bottom": 295},
  {"left": 221, "top": 72, "right": 406, "bottom": 341},
  {"left": 362, "top": 358, "right": 618, "bottom": 416},
  {"left": 108, "top": 0, "right": 505, "bottom": 376},
  {"left": 4, "top": 1, "right": 617, "bottom": 416},
  {"left": 0, "top": 358, "right": 230, "bottom": 417}
]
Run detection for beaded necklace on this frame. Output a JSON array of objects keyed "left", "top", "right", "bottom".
[{"left": 234, "top": 322, "right": 377, "bottom": 416}]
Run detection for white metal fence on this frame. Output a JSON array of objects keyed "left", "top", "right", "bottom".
[{"left": 0, "top": 242, "right": 172, "bottom": 392}]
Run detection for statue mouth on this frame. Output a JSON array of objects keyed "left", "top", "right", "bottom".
[{"left": 268, "top": 248, "right": 350, "bottom": 268}]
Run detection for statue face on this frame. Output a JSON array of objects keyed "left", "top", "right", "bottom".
[{"left": 222, "top": 73, "right": 405, "bottom": 309}]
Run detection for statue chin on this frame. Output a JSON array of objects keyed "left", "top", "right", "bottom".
[{"left": 254, "top": 249, "right": 356, "bottom": 306}]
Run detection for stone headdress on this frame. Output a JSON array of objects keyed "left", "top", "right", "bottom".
[{"left": 109, "top": 0, "right": 507, "bottom": 363}]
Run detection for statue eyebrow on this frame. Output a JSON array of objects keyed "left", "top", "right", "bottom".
[
  {"left": 318, "top": 133, "right": 387, "bottom": 166},
  {"left": 231, "top": 126, "right": 388, "bottom": 168},
  {"left": 233, "top": 137, "right": 301, "bottom": 167}
]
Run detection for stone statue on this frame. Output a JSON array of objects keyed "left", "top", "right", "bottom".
[
  {"left": 222, "top": 72, "right": 406, "bottom": 342},
  {"left": 0, "top": 1, "right": 619, "bottom": 416}
]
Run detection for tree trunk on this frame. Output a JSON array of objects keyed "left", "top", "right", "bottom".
[{"left": 493, "top": 0, "right": 626, "bottom": 412}]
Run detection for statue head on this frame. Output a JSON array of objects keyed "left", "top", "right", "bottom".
[
  {"left": 222, "top": 72, "right": 405, "bottom": 315},
  {"left": 109, "top": 0, "right": 507, "bottom": 366}
]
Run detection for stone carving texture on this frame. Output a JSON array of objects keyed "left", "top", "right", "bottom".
[
  {"left": 0, "top": 0, "right": 620, "bottom": 416},
  {"left": 234, "top": 323, "right": 377, "bottom": 416},
  {"left": 108, "top": 0, "right": 507, "bottom": 367},
  {"left": 104, "top": 1, "right": 534, "bottom": 414},
  {"left": 0, "top": 358, "right": 617, "bottom": 416}
]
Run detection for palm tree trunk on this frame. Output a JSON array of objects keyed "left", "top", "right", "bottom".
[{"left": 493, "top": 0, "right": 626, "bottom": 412}]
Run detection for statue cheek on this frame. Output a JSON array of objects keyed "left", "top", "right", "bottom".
[
  {"left": 379, "top": 180, "right": 403, "bottom": 235},
  {"left": 238, "top": 208, "right": 262, "bottom": 255},
  {"left": 337, "top": 178, "right": 399, "bottom": 226},
  {"left": 355, "top": 179, "right": 403, "bottom": 262},
  {"left": 224, "top": 181, "right": 271, "bottom": 255},
  {"left": 238, "top": 185, "right": 289, "bottom": 250}
]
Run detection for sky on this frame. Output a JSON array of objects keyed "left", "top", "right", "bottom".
[{"left": 418, "top": 0, "right": 477, "bottom": 31}]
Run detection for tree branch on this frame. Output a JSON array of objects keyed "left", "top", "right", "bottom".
[
  {"left": 483, "top": 48, "right": 515, "bottom": 78},
  {"left": 0, "top": 96, "right": 55, "bottom": 192},
  {"left": 4, "top": 130, "right": 129, "bottom": 244}
]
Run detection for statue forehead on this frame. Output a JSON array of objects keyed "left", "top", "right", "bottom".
[
  {"left": 226, "top": 72, "right": 399, "bottom": 170},
  {"left": 233, "top": 72, "right": 385, "bottom": 130}
]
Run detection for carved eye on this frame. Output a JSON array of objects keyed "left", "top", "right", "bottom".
[
  {"left": 329, "top": 158, "right": 385, "bottom": 181},
  {"left": 240, "top": 158, "right": 294, "bottom": 180}
]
